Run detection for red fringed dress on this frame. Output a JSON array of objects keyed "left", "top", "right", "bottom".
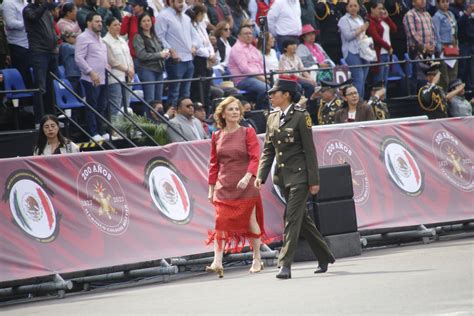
[{"left": 207, "top": 126, "right": 265, "bottom": 252}]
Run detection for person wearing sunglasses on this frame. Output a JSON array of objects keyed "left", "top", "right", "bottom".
[{"left": 167, "top": 97, "right": 208, "bottom": 142}]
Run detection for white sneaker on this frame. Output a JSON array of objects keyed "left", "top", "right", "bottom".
[
  {"left": 111, "top": 132, "right": 123, "bottom": 140},
  {"left": 92, "top": 134, "right": 103, "bottom": 142},
  {"left": 101, "top": 133, "right": 110, "bottom": 141}
]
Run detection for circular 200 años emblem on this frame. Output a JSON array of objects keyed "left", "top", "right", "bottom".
[
  {"left": 145, "top": 158, "right": 192, "bottom": 224},
  {"left": 322, "top": 139, "right": 370, "bottom": 204},
  {"left": 381, "top": 137, "right": 424, "bottom": 196},
  {"left": 76, "top": 162, "right": 130, "bottom": 235},
  {"left": 3, "top": 171, "right": 59, "bottom": 242},
  {"left": 432, "top": 130, "right": 473, "bottom": 192}
]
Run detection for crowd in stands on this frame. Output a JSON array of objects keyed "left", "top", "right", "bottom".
[{"left": 0, "top": 0, "right": 473, "bottom": 148}]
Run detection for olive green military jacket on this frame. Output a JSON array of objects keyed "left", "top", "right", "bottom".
[{"left": 257, "top": 104, "right": 320, "bottom": 188}]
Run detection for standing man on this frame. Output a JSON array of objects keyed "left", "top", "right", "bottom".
[
  {"left": 155, "top": 0, "right": 200, "bottom": 107},
  {"left": 167, "top": 97, "right": 207, "bottom": 142},
  {"left": 255, "top": 77, "right": 335, "bottom": 280},
  {"left": 314, "top": 0, "right": 346, "bottom": 64},
  {"left": 23, "top": 0, "right": 59, "bottom": 127},
  {"left": 75, "top": 12, "right": 110, "bottom": 141},
  {"left": 403, "top": 0, "right": 436, "bottom": 59},
  {"left": 266, "top": 0, "right": 301, "bottom": 52},
  {"left": 3, "top": 0, "right": 31, "bottom": 87}
]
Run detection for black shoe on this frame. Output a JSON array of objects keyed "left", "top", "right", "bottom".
[
  {"left": 314, "top": 254, "right": 336, "bottom": 274},
  {"left": 276, "top": 266, "right": 291, "bottom": 279}
]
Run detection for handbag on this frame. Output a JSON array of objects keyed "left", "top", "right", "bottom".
[
  {"left": 443, "top": 45, "right": 459, "bottom": 57},
  {"left": 359, "top": 35, "right": 377, "bottom": 62}
]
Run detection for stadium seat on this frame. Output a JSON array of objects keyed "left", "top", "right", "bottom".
[
  {"left": 1, "top": 68, "right": 34, "bottom": 99},
  {"left": 404, "top": 53, "right": 413, "bottom": 79},
  {"left": 53, "top": 79, "right": 84, "bottom": 110},
  {"left": 213, "top": 67, "right": 224, "bottom": 86},
  {"left": 130, "top": 74, "right": 144, "bottom": 105},
  {"left": 387, "top": 55, "right": 405, "bottom": 82}
]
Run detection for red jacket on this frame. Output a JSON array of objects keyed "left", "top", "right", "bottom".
[
  {"left": 120, "top": 14, "right": 156, "bottom": 58},
  {"left": 367, "top": 15, "right": 397, "bottom": 72},
  {"left": 256, "top": 0, "right": 274, "bottom": 24}
]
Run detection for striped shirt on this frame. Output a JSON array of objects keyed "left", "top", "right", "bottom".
[{"left": 403, "top": 8, "right": 436, "bottom": 52}]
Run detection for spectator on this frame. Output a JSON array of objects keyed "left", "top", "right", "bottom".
[
  {"left": 150, "top": 100, "right": 176, "bottom": 121},
  {"left": 446, "top": 79, "right": 472, "bottom": 116},
  {"left": 385, "top": 0, "right": 409, "bottom": 61},
  {"left": 77, "top": 0, "right": 122, "bottom": 36},
  {"left": 75, "top": 12, "right": 110, "bottom": 141},
  {"left": 187, "top": 4, "right": 216, "bottom": 108},
  {"left": 147, "top": 0, "right": 165, "bottom": 18},
  {"left": 167, "top": 97, "right": 208, "bottom": 142},
  {"left": 279, "top": 38, "right": 316, "bottom": 99},
  {"left": 3, "top": 0, "right": 32, "bottom": 88},
  {"left": 367, "top": 81, "right": 390, "bottom": 120},
  {"left": 227, "top": 0, "right": 250, "bottom": 41},
  {"left": 57, "top": 3, "right": 81, "bottom": 36},
  {"left": 338, "top": 0, "right": 370, "bottom": 99},
  {"left": 458, "top": 2, "right": 474, "bottom": 89},
  {"left": 103, "top": 16, "right": 134, "bottom": 120},
  {"left": 133, "top": 11, "right": 169, "bottom": 118},
  {"left": 296, "top": 24, "right": 335, "bottom": 82},
  {"left": 23, "top": 0, "right": 60, "bottom": 126},
  {"left": 256, "top": 31, "right": 279, "bottom": 78},
  {"left": 205, "top": 0, "right": 233, "bottom": 31},
  {"left": 155, "top": 0, "right": 200, "bottom": 107},
  {"left": 433, "top": 0, "right": 459, "bottom": 91},
  {"left": 403, "top": 0, "right": 436, "bottom": 59},
  {"left": 59, "top": 31, "right": 82, "bottom": 95},
  {"left": 34, "top": 114, "right": 80, "bottom": 155},
  {"left": 267, "top": 0, "right": 301, "bottom": 52},
  {"left": 193, "top": 101, "right": 211, "bottom": 136},
  {"left": 449, "top": 0, "right": 467, "bottom": 21},
  {"left": 417, "top": 62, "right": 448, "bottom": 119},
  {"left": 367, "top": 1, "right": 396, "bottom": 89},
  {"left": 307, "top": 80, "right": 343, "bottom": 125},
  {"left": 335, "top": 84, "right": 375, "bottom": 123},
  {"left": 120, "top": 0, "right": 154, "bottom": 59},
  {"left": 315, "top": 0, "right": 346, "bottom": 64},
  {"left": 228, "top": 25, "right": 269, "bottom": 109},
  {"left": 214, "top": 21, "right": 232, "bottom": 70}
]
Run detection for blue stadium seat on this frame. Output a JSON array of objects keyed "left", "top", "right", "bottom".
[
  {"left": 53, "top": 79, "right": 84, "bottom": 110},
  {"left": 404, "top": 53, "right": 413, "bottom": 79},
  {"left": 387, "top": 55, "right": 405, "bottom": 82},
  {"left": 213, "top": 67, "right": 224, "bottom": 86},
  {"left": 1, "top": 68, "right": 34, "bottom": 99}
]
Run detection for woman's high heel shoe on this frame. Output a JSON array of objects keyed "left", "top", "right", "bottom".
[
  {"left": 249, "top": 259, "right": 264, "bottom": 273},
  {"left": 205, "top": 265, "right": 224, "bottom": 278}
]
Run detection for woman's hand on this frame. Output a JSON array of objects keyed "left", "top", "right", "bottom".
[
  {"left": 208, "top": 185, "right": 215, "bottom": 204},
  {"left": 237, "top": 173, "right": 252, "bottom": 189}
]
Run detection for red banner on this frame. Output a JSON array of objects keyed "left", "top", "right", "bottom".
[{"left": 0, "top": 117, "right": 472, "bottom": 284}]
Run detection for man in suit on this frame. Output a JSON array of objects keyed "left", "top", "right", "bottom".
[
  {"left": 167, "top": 97, "right": 208, "bottom": 142},
  {"left": 255, "top": 76, "right": 335, "bottom": 279}
]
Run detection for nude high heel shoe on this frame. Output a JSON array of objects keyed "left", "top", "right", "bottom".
[
  {"left": 249, "top": 259, "right": 264, "bottom": 273},
  {"left": 205, "top": 265, "right": 224, "bottom": 278}
]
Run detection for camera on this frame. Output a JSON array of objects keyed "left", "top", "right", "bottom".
[{"left": 258, "top": 16, "right": 268, "bottom": 32}]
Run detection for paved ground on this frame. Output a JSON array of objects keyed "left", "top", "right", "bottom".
[{"left": 2, "top": 238, "right": 473, "bottom": 315}]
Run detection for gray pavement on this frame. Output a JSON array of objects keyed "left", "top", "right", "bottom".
[{"left": 2, "top": 238, "right": 474, "bottom": 316}]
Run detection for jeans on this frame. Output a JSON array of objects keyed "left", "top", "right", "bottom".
[
  {"left": 165, "top": 60, "right": 194, "bottom": 106},
  {"left": 237, "top": 77, "right": 269, "bottom": 110},
  {"left": 82, "top": 80, "right": 108, "bottom": 136},
  {"left": 30, "top": 51, "right": 59, "bottom": 124},
  {"left": 345, "top": 52, "right": 369, "bottom": 100},
  {"left": 108, "top": 82, "right": 130, "bottom": 117},
  {"left": 298, "top": 79, "right": 315, "bottom": 99},
  {"left": 373, "top": 54, "right": 390, "bottom": 90},
  {"left": 137, "top": 66, "right": 163, "bottom": 118}
]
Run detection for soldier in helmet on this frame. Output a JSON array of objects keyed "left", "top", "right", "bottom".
[
  {"left": 307, "top": 80, "right": 344, "bottom": 125},
  {"left": 417, "top": 62, "right": 448, "bottom": 119},
  {"left": 255, "top": 76, "right": 335, "bottom": 280},
  {"left": 367, "top": 81, "right": 390, "bottom": 120}
]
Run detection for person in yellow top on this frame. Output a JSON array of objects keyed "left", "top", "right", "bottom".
[{"left": 255, "top": 77, "right": 335, "bottom": 279}]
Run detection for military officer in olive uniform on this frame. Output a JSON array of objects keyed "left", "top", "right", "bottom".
[
  {"left": 255, "top": 77, "right": 335, "bottom": 279},
  {"left": 307, "top": 80, "right": 343, "bottom": 125},
  {"left": 367, "top": 81, "right": 390, "bottom": 120},
  {"left": 418, "top": 62, "right": 448, "bottom": 119}
]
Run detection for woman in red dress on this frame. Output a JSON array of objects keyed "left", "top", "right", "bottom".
[{"left": 206, "top": 96, "right": 265, "bottom": 278}]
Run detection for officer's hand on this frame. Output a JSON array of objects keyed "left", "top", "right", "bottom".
[
  {"left": 254, "top": 178, "right": 262, "bottom": 190},
  {"left": 309, "top": 185, "right": 320, "bottom": 195}
]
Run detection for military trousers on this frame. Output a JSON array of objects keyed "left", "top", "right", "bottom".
[{"left": 278, "top": 183, "right": 333, "bottom": 268}]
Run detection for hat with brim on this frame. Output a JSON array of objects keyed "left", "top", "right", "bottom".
[
  {"left": 268, "top": 75, "right": 299, "bottom": 94},
  {"left": 370, "top": 80, "right": 385, "bottom": 91},
  {"left": 426, "top": 62, "right": 441, "bottom": 76},
  {"left": 448, "top": 79, "right": 463, "bottom": 92},
  {"left": 301, "top": 24, "right": 320, "bottom": 37},
  {"left": 320, "top": 80, "right": 339, "bottom": 92},
  {"left": 220, "top": 81, "right": 235, "bottom": 89}
]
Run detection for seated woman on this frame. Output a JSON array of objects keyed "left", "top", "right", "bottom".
[
  {"left": 335, "top": 84, "right": 375, "bottom": 123},
  {"left": 34, "top": 115, "right": 80, "bottom": 155},
  {"left": 279, "top": 38, "right": 316, "bottom": 99},
  {"left": 296, "top": 24, "right": 335, "bottom": 82},
  {"left": 257, "top": 32, "right": 279, "bottom": 83}
]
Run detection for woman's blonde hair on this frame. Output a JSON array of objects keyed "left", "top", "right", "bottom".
[{"left": 213, "top": 96, "right": 244, "bottom": 129}]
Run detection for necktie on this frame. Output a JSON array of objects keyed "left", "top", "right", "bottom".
[{"left": 279, "top": 112, "right": 286, "bottom": 126}]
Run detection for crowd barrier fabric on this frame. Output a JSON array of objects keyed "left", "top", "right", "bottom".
[{"left": 0, "top": 117, "right": 472, "bottom": 283}]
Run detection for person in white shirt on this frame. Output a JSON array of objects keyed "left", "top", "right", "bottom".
[
  {"left": 103, "top": 16, "right": 134, "bottom": 120},
  {"left": 34, "top": 115, "right": 80, "bottom": 155},
  {"left": 267, "top": 0, "right": 302, "bottom": 52}
]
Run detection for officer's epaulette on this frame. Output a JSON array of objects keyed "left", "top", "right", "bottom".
[
  {"left": 293, "top": 105, "right": 306, "bottom": 112},
  {"left": 268, "top": 110, "right": 279, "bottom": 116},
  {"left": 335, "top": 99, "right": 342, "bottom": 106}
]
